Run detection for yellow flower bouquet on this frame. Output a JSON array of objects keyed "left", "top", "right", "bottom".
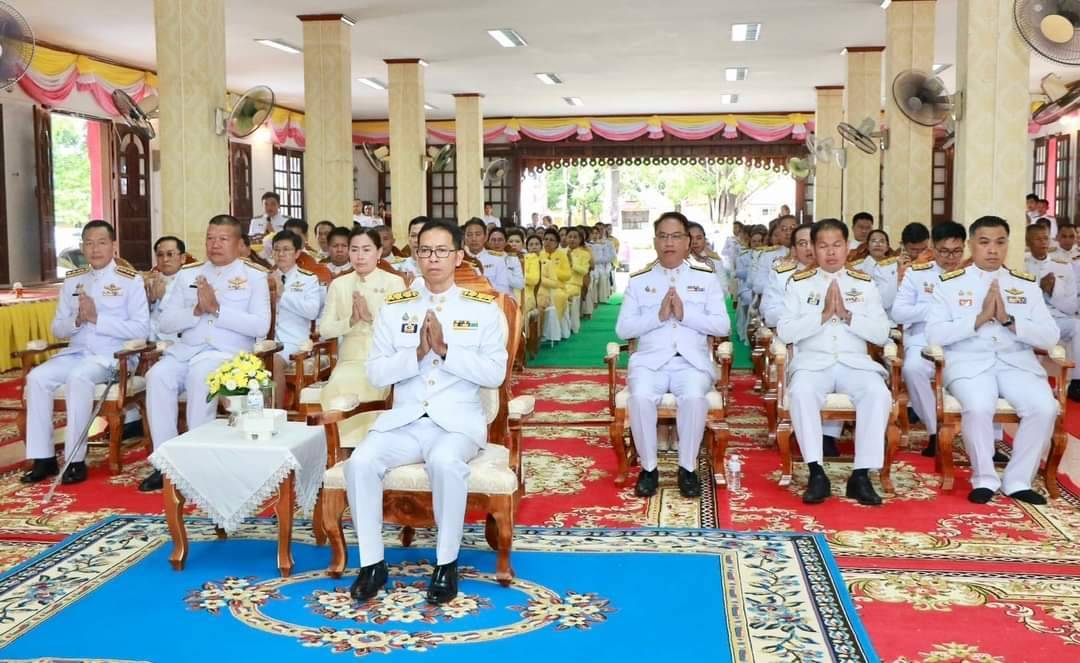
[{"left": 205, "top": 352, "right": 271, "bottom": 402}]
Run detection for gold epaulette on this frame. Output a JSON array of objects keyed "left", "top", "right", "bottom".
[
  {"left": 706, "top": 249, "right": 721, "bottom": 260},
  {"left": 630, "top": 261, "right": 656, "bottom": 278},
  {"left": 792, "top": 268, "right": 817, "bottom": 282},
  {"left": 386, "top": 289, "right": 419, "bottom": 304},
  {"left": 332, "top": 267, "right": 354, "bottom": 279},
  {"left": 297, "top": 267, "right": 314, "bottom": 276},
  {"left": 65, "top": 267, "right": 89, "bottom": 279},
  {"left": 1008, "top": 268, "right": 1036, "bottom": 283},
  {"left": 487, "top": 250, "right": 505, "bottom": 256},
  {"left": 1053, "top": 258, "right": 1070, "bottom": 265},
  {"left": 243, "top": 258, "right": 269, "bottom": 273},
  {"left": 876, "top": 256, "right": 899, "bottom": 267},
  {"left": 940, "top": 268, "right": 965, "bottom": 281},
  {"left": 462, "top": 289, "right": 497, "bottom": 303},
  {"left": 846, "top": 269, "right": 872, "bottom": 282},
  {"left": 181, "top": 260, "right": 204, "bottom": 270},
  {"left": 689, "top": 261, "right": 714, "bottom": 273},
  {"left": 774, "top": 261, "right": 797, "bottom": 274},
  {"left": 911, "top": 262, "right": 933, "bottom": 271},
  {"left": 115, "top": 266, "right": 137, "bottom": 279}
]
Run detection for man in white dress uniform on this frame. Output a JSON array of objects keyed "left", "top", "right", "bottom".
[
  {"left": 615, "top": 212, "right": 730, "bottom": 498},
  {"left": 463, "top": 217, "right": 511, "bottom": 295},
  {"left": 345, "top": 219, "right": 508, "bottom": 606},
  {"left": 1024, "top": 223, "right": 1080, "bottom": 402},
  {"left": 928, "top": 216, "right": 1060, "bottom": 505}
]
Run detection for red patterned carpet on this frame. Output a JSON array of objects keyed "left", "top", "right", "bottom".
[{"left": 0, "top": 367, "right": 1077, "bottom": 661}]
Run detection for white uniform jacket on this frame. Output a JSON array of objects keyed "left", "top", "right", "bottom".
[
  {"left": 53, "top": 260, "right": 150, "bottom": 366},
  {"left": 889, "top": 261, "right": 941, "bottom": 349},
  {"left": 274, "top": 266, "right": 325, "bottom": 353},
  {"left": 1024, "top": 254, "right": 1079, "bottom": 317}
]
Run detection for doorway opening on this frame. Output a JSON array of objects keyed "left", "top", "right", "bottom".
[{"left": 49, "top": 113, "right": 113, "bottom": 278}]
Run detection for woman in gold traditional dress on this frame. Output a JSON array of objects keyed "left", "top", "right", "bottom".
[
  {"left": 538, "top": 228, "right": 571, "bottom": 342},
  {"left": 565, "top": 227, "right": 592, "bottom": 333},
  {"left": 523, "top": 235, "right": 543, "bottom": 317},
  {"left": 318, "top": 227, "right": 406, "bottom": 441}
]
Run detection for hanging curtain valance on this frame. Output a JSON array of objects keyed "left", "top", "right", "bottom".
[{"left": 20, "top": 45, "right": 158, "bottom": 117}]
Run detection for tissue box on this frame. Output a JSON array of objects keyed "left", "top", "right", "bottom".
[{"left": 239, "top": 409, "right": 287, "bottom": 441}]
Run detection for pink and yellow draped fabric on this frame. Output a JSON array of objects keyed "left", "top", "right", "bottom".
[
  {"left": 268, "top": 108, "right": 305, "bottom": 148},
  {"left": 351, "top": 114, "right": 814, "bottom": 145},
  {"left": 21, "top": 46, "right": 158, "bottom": 116}
]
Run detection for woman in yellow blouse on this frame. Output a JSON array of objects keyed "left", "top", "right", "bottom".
[
  {"left": 319, "top": 227, "right": 406, "bottom": 441},
  {"left": 538, "top": 229, "right": 571, "bottom": 341},
  {"left": 565, "top": 227, "right": 592, "bottom": 333},
  {"left": 523, "top": 235, "right": 542, "bottom": 316}
]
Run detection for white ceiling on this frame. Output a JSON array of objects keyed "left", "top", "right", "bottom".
[{"left": 16, "top": 0, "right": 1074, "bottom": 119}]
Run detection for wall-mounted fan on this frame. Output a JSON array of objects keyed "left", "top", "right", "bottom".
[
  {"left": 482, "top": 158, "right": 509, "bottom": 184},
  {"left": 806, "top": 134, "right": 847, "bottom": 168},
  {"left": 787, "top": 157, "right": 812, "bottom": 180},
  {"left": 112, "top": 89, "right": 159, "bottom": 139},
  {"left": 892, "top": 69, "right": 959, "bottom": 127},
  {"left": 1014, "top": 0, "right": 1080, "bottom": 65},
  {"left": 1032, "top": 73, "right": 1080, "bottom": 125},
  {"left": 426, "top": 144, "right": 454, "bottom": 172},
  {"left": 0, "top": 1, "right": 33, "bottom": 91},
  {"left": 361, "top": 144, "right": 390, "bottom": 173},
  {"left": 837, "top": 117, "right": 885, "bottom": 155},
  {"left": 215, "top": 85, "right": 275, "bottom": 138}
]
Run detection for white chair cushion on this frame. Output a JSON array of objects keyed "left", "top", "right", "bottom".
[
  {"left": 614, "top": 388, "right": 724, "bottom": 410},
  {"left": 481, "top": 388, "right": 499, "bottom": 424},
  {"left": 781, "top": 392, "right": 853, "bottom": 410},
  {"left": 54, "top": 377, "right": 146, "bottom": 402},
  {"left": 299, "top": 381, "right": 328, "bottom": 404},
  {"left": 323, "top": 444, "right": 517, "bottom": 494},
  {"left": 509, "top": 395, "right": 535, "bottom": 417},
  {"left": 941, "top": 393, "right": 1059, "bottom": 415}
]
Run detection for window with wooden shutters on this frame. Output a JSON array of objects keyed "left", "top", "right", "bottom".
[
  {"left": 272, "top": 146, "right": 304, "bottom": 219},
  {"left": 1033, "top": 137, "right": 1049, "bottom": 199},
  {"left": 796, "top": 173, "right": 814, "bottom": 224},
  {"left": 931, "top": 142, "right": 954, "bottom": 225},
  {"left": 1056, "top": 133, "right": 1071, "bottom": 218},
  {"left": 429, "top": 153, "right": 456, "bottom": 221}
]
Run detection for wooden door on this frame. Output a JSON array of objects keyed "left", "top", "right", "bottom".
[
  {"left": 33, "top": 106, "right": 57, "bottom": 281},
  {"left": 114, "top": 124, "right": 152, "bottom": 270},
  {"left": 229, "top": 141, "right": 253, "bottom": 220}
]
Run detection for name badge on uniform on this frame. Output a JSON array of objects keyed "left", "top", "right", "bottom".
[
  {"left": 401, "top": 323, "right": 418, "bottom": 333},
  {"left": 290, "top": 281, "right": 304, "bottom": 292},
  {"left": 644, "top": 286, "right": 656, "bottom": 294},
  {"left": 844, "top": 288, "right": 863, "bottom": 303},
  {"left": 1005, "top": 288, "right": 1026, "bottom": 304},
  {"left": 923, "top": 283, "right": 934, "bottom": 295},
  {"left": 453, "top": 320, "right": 479, "bottom": 331},
  {"left": 686, "top": 285, "right": 704, "bottom": 293},
  {"left": 228, "top": 277, "right": 248, "bottom": 290},
  {"left": 807, "top": 293, "right": 821, "bottom": 306},
  {"left": 102, "top": 283, "right": 122, "bottom": 297},
  {"left": 958, "top": 289, "right": 973, "bottom": 307}
]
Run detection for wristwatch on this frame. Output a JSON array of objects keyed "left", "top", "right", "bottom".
[{"left": 1003, "top": 314, "right": 1015, "bottom": 328}]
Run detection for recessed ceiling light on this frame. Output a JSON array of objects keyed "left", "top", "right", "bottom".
[
  {"left": 564, "top": 96, "right": 583, "bottom": 107},
  {"left": 932, "top": 63, "right": 951, "bottom": 74},
  {"left": 424, "top": 103, "right": 437, "bottom": 111},
  {"left": 719, "top": 94, "right": 739, "bottom": 104},
  {"left": 535, "top": 73, "right": 563, "bottom": 85},
  {"left": 487, "top": 28, "right": 527, "bottom": 48},
  {"left": 339, "top": 15, "right": 357, "bottom": 26},
  {"left": 725, "top": 67, "right": 749, "bottom": 82},
  {"left": 254, "top": 38, "right": 302, "bottom": 54},
  {"left": 879, "top": 0, "right": 892, "bottom": 8},
  {"left": 357, "top": 77, "right": 388, "bottom": 90},
  {"left": 730, "top": 23, "right": 761, "bottom": 42}
]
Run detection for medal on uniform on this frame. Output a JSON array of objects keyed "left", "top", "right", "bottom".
[
  {"left": 807, "top": 292, "right": 820, "bottom": 306},
  {"left": 453, "top": 320, "right": 479, "bottom": 331},
  {"left": 102, "top": 283, "right": 122, "bottom": 297},
  {"left": 958, "top": 289, "right": 973, "bottom": 307},
  {"left": 686, "top": 285, "right": 704, "bottom": 293},
  {"left": 228, "top": 277, "right": 247, "bottom": 290},
  {"left": 844, "top": 288, "right": 863, "bottom": 303},
  {"left": 923, "top": 283, "right": 934, "bottom": 295},
  {"left": 401, "top": 322, "right": 418, "bottom": 333},
  {"left": 1005, "top": 287, "right": 1026, "bottom": 304}
]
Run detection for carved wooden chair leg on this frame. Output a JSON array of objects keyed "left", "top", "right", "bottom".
[
  {"left": 106, "top": 409, "right": 124, "bottom": 474},
  {"left": 610, "top": 413, "right": 629, "bottom": 485},
  {"left": 712, "top": 422, "right": 729, "bottom": 488},
  {"left": 880, "top": 421, "right": 900, "bottom": 495},
  {"left": 1046, "top": 426, "right": 1067, "bottom": 499},
  {"left": 485, "top": 514, "right": 499, "bottom": 550},
  {"left": 323, "top": 489, "right": 348, "bottom": 578},
  {"left": 777, "top": 423, "right": 793, "bottom": 487},
  {"left": 312, "top": 489, "right": 327, "bottom": 546},
  {"left": 937, "top": 425, "right": 957, "bottom": 492},
  {"left": 492, "top": 496, "right": 514, "bottom": 586}
]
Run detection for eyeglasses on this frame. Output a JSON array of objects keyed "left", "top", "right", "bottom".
[
  {"left": 416, "top": 247, "right": 457, "bottom": 259},
  {"left": 155, "top": 251, "right": 181, "bottom": 258},
  {"left": 935, "top": 248, "right": 965, "bottom": 258},
  {"left": 656, "top": 233, "right": 688, "bottom": 242}
]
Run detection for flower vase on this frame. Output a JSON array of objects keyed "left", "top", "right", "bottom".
[{"left": 225, "top": 396, "right": 246, "bottom": 427}]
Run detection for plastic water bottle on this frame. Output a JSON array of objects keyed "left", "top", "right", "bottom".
[
  {"left": 246, "top": 379, "right": 264, "bottom": 417},
  {"left": 727, "top": 455, "right": 742, "bottom": 492}
]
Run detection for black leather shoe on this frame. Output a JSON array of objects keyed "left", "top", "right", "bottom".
[
  {"left": 426, "top": 560, "right": 458, "bottom": 605},
  {"left": 20, "top": 457, "right": 59, "bottom": 484},
  {"left": 1068, "top": 381, "right": 1080, "bottom": 403},
  {"left": 802, "top": 472, "right": 831, "bottom": 504},
  {"left": 61, "top": 461, "right": 88, "bottom": 485},
  {"left": 968, "top": 487, "right": 995, "bottom": 504},
  {"left": 138, "top": 470, "right": 163, "bottom": 492},
  {"left": 634, "top": 469, "right": 659, "bottom": 497},
  {"left": 992, "top": 450, "right": 1009, "bottom": 464},
  {"left": 822, "top": 435, "right": 840, "bottom": 458},
  {"left": 677, "top": 467, "right": 702, "bottom": 498},
  {"left": 906, "top": 406, "right": 921, "bottom": 425},
  {"left": 845, "top": 473, "right": 882, "bottom": 506},
  {"left": 1008, "top": 489, "right": 1047, "bottom": 505},
  {"left": 921, "top": 434, "right": 937, "bottom": 458},
  {"left": 122, "top": 419, "right": 144, "bottom": 440},
  {"left": 349, "top": 560, "right": 388, "bottom": 602}
]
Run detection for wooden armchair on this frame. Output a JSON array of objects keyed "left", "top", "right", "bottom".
[
  {"left": 772, "top": 340, "right": 902, "bottom": 492},
  {"left": 310, "top": 293, "right": 531, "bottom": 585},
  {"left": 13, "top": 340, "right": 150, "bottom": 473},
  {"left": 604, "top": 339, "right": 733, "bottom": 487},
  {"left": 922, "top": 344, "right": 1071, "bottom": 497}
]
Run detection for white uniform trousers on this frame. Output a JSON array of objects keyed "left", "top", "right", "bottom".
[
  {"left": 947, "top": 363, "right": 1056, "bottom": 494},
  {"left": 902, "top": 346, "right": 937, "bottom": 435},
  {"left": 146, "top": 352, "right": 230, "bottom": 450},
  {"left": 596, "top": 268, "right": 612, "bottom": 303},
  {"left": 541, "top": 306, "right": 562, "bottom": 343},
  {"left": 25, "top": 354, "right": 112, "bottom": 462},
  {"left": 788, "top": 364, "right": 890, "bottom": 469},
  {"left": 627, "top": 355, "right": 712, "bottom": 472},
  {"left": 1055, "top": 318, "right": 1080, "bottom": 381},
  {"left": 345, "top": 417, "right": 480, "bottom": 566},
  {"left": 569, "top": 296, "right": 582, "bottom": 334}
]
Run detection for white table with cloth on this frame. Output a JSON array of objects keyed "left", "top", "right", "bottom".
[{"left": 149, "top": 419, "right": 327, "bottom": 577}]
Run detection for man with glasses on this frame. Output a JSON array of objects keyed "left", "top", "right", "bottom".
[
  {"left": 140, "top": 215, "right": 271, "bottom": 492},
  {"left": 148, "top": 236, "right": 187, "bottom": 342},
  {"left": 344, "top": 219, "right": 508, "bottom": 606},
  {"left": 615, "top": 212, "right": 729, "bottom": 498},
  {"left": 269, "top": 230, "right": 325, "bottom": 408},
  {"left": 20, "top": 221, "right": 149, "bottom": 485},
  {"left": 891, "top": 221, "right": 968, "bottom": 458}
]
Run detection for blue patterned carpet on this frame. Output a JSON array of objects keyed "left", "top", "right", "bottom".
[{"left": 0, "top": 516, "right": 875, "bottom": 662}]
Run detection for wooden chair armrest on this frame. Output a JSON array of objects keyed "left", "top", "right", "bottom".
[
  {"left": 113, "top": 343, "right": 149, "bottom": 362},
  {"left": 12, "top": 342, "right": 69, "bottom": 360},
  {"left": 306, "top": 398, "right": 391, "bottom": 426}
]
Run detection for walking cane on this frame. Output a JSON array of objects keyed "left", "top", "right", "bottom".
[{"left": 43, "top": 367, "right": 120, "bottom": 505}]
